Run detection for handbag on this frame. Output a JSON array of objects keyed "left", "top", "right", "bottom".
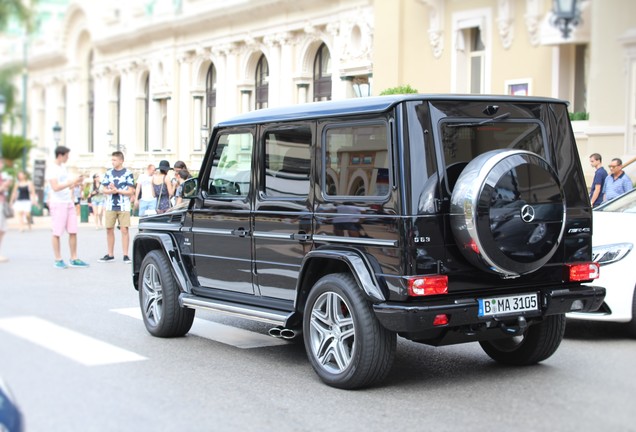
[{"left": 3, "top": 203, "right": 14, "bottom": 219}]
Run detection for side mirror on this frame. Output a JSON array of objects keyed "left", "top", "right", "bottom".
[{"left": 182, "top": 177, "right": 199, "bottom": 198}]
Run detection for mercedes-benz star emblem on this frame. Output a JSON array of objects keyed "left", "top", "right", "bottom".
[{"left": 520, "top": 204, "right": 536, "bottom": 223}]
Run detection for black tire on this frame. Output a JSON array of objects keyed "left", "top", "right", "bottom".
[
  {"left": 627, "top": 287, "right": 636, "bottom": 338},
  {"left": 479, "top": 314, "right": 566, "bottom": 365},
  {"left": 302, "top": 273, "right": 396, "bottom": 389},
  {"left": 139, "top": 250, "right": 195, "bottom": 338}
]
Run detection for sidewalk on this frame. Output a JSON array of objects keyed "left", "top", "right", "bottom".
[
  {"left": 1, "top": 213, "right": 140, "bottom": 266},
  {"left": 6, "top": 213, "right": 140, "bottom": 231}
]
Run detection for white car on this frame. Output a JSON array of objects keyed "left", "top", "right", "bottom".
[{"left": 568, "top": 189, "right": 636, "bottom": 336}]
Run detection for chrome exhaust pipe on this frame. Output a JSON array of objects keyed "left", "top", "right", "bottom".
[
  {"left": 280, "top": 328, "right": 301, "bottom": 340},
  {"left": 268, "top": 326, "right": 283, "bottom": 338},
  {"left": 268, "top": 326, "right": 301, "bottom": 340}
]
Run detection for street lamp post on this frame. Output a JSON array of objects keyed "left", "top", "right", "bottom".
[
  {"left": 106, "top": 129, "right": 114, "bottom": 151},
  {"left": 552, "top": 0, "right": 580, "bottom": 39},
  {"left": 0, "top": 94, "right": 6, "bottom": 159},
  {"left": 352, "top": 76, "right": 371, "bottom": 98},
  {"left": 52, "top": 122, "right": 62, "bottom": 147},
  {"left": 200, "top": 125, "right": 209, "bottom": 150}
]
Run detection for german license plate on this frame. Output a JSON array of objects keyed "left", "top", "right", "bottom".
[{"left": 478, "top": 293, "right": 539, "bottom": 317}]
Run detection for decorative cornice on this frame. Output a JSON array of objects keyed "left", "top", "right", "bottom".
[
  {"left": 524, "top": 0, "right": 541, "bottom": 47},
  {"left": 497, "top": 0, "right": 514, "bottom": 49},
  {"left": 418, "top": 0, "right": 444, "bottom": 59}
]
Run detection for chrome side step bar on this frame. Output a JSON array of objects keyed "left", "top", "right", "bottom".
[{"left": 180, "top": 294, "right": 291, "bottom": 326}]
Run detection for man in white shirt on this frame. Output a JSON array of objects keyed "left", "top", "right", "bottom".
[
  {"left": 46, "top": 146, "right": 89, "bottom": 269},
  {"left": 135, "top": 164, "right": 156, "bottom": 217}
]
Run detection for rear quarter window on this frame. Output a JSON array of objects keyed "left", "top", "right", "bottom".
[{"left": 323, "top": 122, "right": 391, "bottom": 199}]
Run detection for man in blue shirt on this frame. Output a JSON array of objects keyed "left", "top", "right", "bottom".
[
  {"left": 603, "top": 158, "right": 633, "bottom": 202},
  {"left": 589, "top": 153, "right": 608, "bottom": 207}
]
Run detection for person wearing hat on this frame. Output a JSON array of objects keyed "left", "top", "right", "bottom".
[{"left": 152, "top": 160, "right": 175, "bottom": 214}]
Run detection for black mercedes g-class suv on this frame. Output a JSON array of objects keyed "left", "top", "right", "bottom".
[{"left": 132, "top": 95, "right": 605, "bottom": 389}]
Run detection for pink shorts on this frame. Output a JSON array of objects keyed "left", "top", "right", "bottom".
[{"left": 50, "top": 202, "right": 78, "bottom": 236}]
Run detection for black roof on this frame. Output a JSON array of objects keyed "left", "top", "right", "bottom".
[{"left": 216, "top": 94, "right": 565, "bottom": 127}]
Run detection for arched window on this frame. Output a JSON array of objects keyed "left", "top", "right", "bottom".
[
  {"left": 313, "top": 43, "right": 332, "bottom": 101},
  {"left": 144, "top": 75, "right": 149, "bottom": 152},
  {"left": 255, "top": 54, "right": 269, "bottom": 110},
  {"left": 87, "top": 51, "right": 94, "bottom": 152},
  {"left": 206, "top": 63, "right": 217, "bottom": 127}
]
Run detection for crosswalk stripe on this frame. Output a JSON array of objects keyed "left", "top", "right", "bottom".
[
  {"left": 0, "top": 316, "right": 147, "bottom": 366},
  {"left": 112, "top": 307, "right": 289, "bottom": 349}
]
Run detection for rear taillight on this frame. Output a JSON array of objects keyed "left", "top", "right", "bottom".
[
  {"left": 407, "top": 275, "right": 448, "bottom": 296},
  {"left": 566, "top": 262, "right": 600, "bottom": 282},
  {"left": 433, "top": 314, "right": 449, "bottom": 326}
]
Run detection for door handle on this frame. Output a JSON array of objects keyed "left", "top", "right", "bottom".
[
  {"left": 232, "top": 228, "right": 249, "bottom": 237},
  {"left": 292, "top": 232, "right": 311, "bottom": 242}
]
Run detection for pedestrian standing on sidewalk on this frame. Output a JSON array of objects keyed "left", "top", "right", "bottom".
[
  {"left": 174, "top": 169, "right": 191, "bottom": 206},
  {"left": 89, "top": 173, "right": 106, "bottom": 229},
  {"left": 135, "top": 164, "right": 156, "bottom": 217},
  {"left": 10, "top": 171, "right": 37, "bottom": 231},
  {"left": 588, "top": 153, "right": 608, "bottom": 208},
  {"left": 98, "top": 151, "right": 135, "bottom": 263},
  {"left": 0, "top": 159, "right": 13, "bottom": 263},
  {"left": 46, "top": 146, "right": 89, "bottom": 269},
  {"left": 152, "top": 160, "right": 175, "bottom": 214},
  {"left": 603, "top": 158, "right": 633, "bottom": 203}
]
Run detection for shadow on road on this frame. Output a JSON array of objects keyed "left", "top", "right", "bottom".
[{"left": 564, "top": 319, "right": 634, "bottom": 341}]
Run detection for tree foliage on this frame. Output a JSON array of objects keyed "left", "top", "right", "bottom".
[
  {"left": 0, "top": 0, "right": 34, "bottom": 32},
  {"left": 1, "top": 133, "right": 31, "bottom": 162},
  {"left": 379, "top": 85, "right": 419, "bottom": 95}
]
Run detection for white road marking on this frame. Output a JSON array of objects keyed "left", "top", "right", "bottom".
[
  {"left": 113, "top": 307, "right": 289, "bottom": 349},
  {"left": 0, "top": 316, "right": 147, "bottom": 366}
]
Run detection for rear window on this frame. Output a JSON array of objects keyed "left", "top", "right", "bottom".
[{"left": 439, "top": 120, "right": 546, "bottom": 191}]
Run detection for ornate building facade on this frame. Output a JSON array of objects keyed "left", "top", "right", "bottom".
[{"left": 1, "top": 0, "right": 635, "bottom": 183}]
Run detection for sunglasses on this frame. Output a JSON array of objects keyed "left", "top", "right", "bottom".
[{"left": 608, "top": 165, "right": 620, "bottom": 168}]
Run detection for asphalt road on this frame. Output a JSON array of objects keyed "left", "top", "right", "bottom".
[{"left": 0, "top": 216, "right": 634, "bottom": 432}]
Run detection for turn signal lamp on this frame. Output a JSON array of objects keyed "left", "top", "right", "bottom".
[
  {"left": 566, "top": 262, "right": 600, "bottom": 282},
  {"left": 408, "top": 275, "right": 448, "bottom": 296}
]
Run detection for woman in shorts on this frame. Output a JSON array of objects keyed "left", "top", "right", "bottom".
[
  {"left": 89, "top": 173, "right": 106, "bottom": 229},
  {"left": 10, "top": 171, "right": 36, "bottom": 232}
]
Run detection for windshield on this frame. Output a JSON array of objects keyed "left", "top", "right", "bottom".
[{"left": 596, "top": 189, "right": 636, "bottom": 213}]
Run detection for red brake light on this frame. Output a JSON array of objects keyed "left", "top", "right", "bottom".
[
  {"left": 567, "top": 262, "right": 600, "bottom": 282},
  {"left": 408, "top": 275, "right": 448, "bottom": 296}
]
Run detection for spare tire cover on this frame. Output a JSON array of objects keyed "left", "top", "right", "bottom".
[{"left": 450, "top": 149, "right": 565, "bottom": 277}]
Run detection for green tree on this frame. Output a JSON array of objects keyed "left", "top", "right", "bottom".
[
  {"left": 0, "top": 0, "right": 32, "bottom": 32},
  {"left": 1, "top": 133, "right": 32, "bottom": 163},
  {"left": 379, "top": 84, "right": 419, "bottom": 95}
]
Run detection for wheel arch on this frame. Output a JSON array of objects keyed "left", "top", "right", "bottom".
[
  {"left": 294, "top": 249, "right": 386, "bottom": 315},
  {"left": 132, "top": 233, "right": 191, "bottom": 293}
]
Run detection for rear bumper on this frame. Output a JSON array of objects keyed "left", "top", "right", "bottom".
[{"left": 373, "top": 285, "right": 606, "bottom": 334}]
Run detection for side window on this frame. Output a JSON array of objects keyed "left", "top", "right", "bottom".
[
  {"left": 324, "top": 123, "right": 390, "bottom": 198},
  {"left": 207, "top": 131, "right": 253, "bottom": 198},
  {"left": 263, "top": 126, "right": 312, "bottom": 199}
]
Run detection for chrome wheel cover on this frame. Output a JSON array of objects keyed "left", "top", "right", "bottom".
[
  {"left": 141, "top": 263, "right": 163, "bottom": 326},
  {"left": 309, "top": 292, "right": 356, "bottom": 374}
]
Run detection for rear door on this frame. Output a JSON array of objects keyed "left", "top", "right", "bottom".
[{"left": 253, "top": 124, "right": 314, "bottom": 301}]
